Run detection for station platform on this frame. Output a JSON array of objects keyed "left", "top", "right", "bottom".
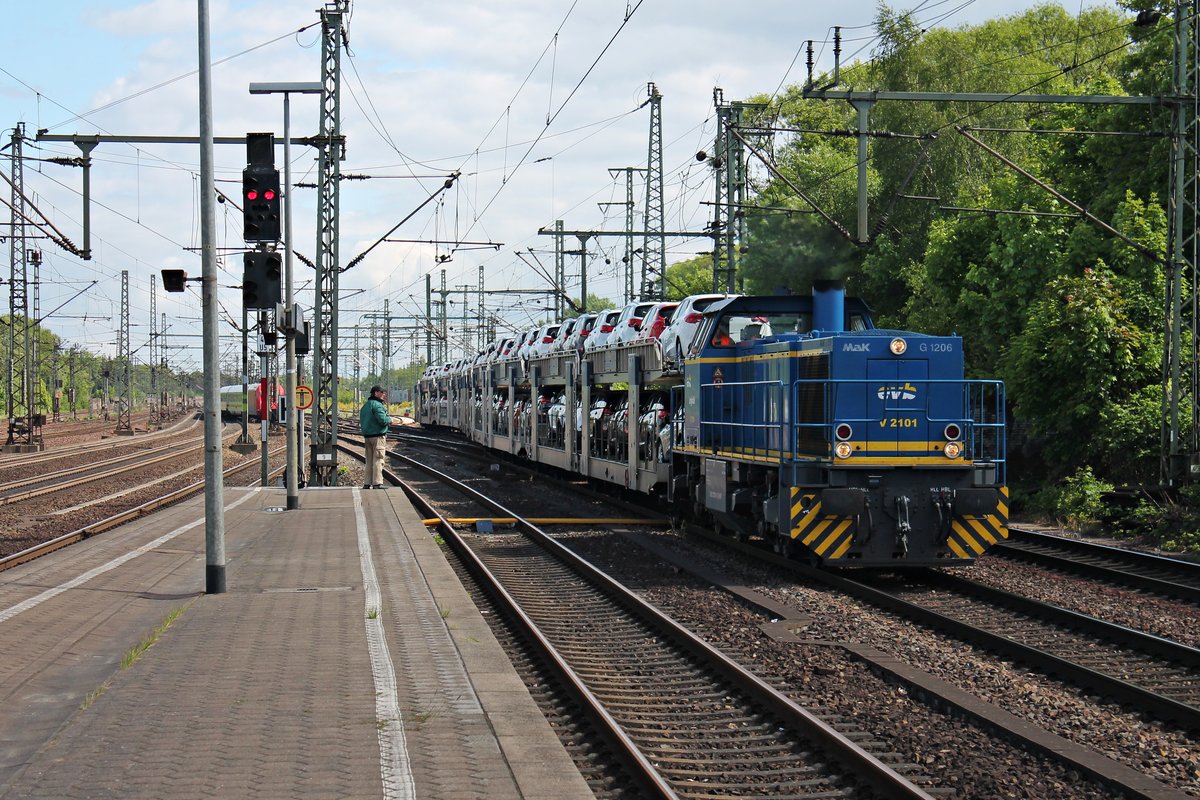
[{"left": 0, "top": 486, "right": 593, "bottom": 799}]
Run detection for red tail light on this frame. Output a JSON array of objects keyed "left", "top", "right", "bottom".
[
  {"left": 542, "top": 336, "right": 554, "bottom": 343},
  {"left": 685, "top": 312, "right": 703, "bottom": 323},
  {"left": 579, "top": 330, "right": 588, "bottom": 337},
  {"left": 600, "top": 324, "right": 613, "bottom": 333},
  {"left": 629, "top": 318, "right": 642, "bottom": 326}
]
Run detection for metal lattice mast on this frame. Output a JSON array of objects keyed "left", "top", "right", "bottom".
[
  {"left": 554, "top": 220, "right": 565, "bottom": 315},
  {"left": 51, "top": 345, "right": 60, "bottom": 422},
  {"left": 6, "top": 124, "right": 34, "bottom": 449},
  {"left": 1164, "top": 0, "right": 1200, "bottom": 482},
  {"left": 624, "top": 168, "right": 636, "bottom": 302},
  {"left": 477, "top": 265, "right": 485, "bottom": 351},
  {"left": 711, "top": 90, "right": 729, "bottom": 293},
  {"left": 382, "top": 297, "right": 390, "bottom": 390},
  {"left": 353, "top": 324, "right": 361, "bottom": 397},
  {"left": 310, "top": 0, "right": 347, "bottom": 485},
  {"left": 438, "top": 269, "right": 448, "bottom": 363},
  {"left": 116, "top": 270, "right": 132, "bottom": 435},
  {"left": 30, "top": 249, "right": 40, "bottom": 415},
  {"left": 459, "top": 284, "right": 470, "bottom": 358},
  {"left": 149, "top": 274, "right": 159, "bottom": 428},
  {"left": 425, "top": 273, "right": 432, "bottom": 364},
  {"left": 161, "top": 311, "right": 168, "bottom": 415},
  {"left": 724, "top": 101, "right": 747, "bottom": 293},
  {"left": 369, "top": 320, "right": 379, "bottom": 377},
  {"left": 68, "top": 346, "right": 78, "bottom": 420},
  {"left": 643, "top": 83, "right": 665, "bottom": 300}
]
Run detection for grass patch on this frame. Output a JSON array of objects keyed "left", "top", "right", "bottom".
[
  {"left": 367, "top": 607, "right": 379, "bottom": 620},
  {"left": 120, "top": 602, "right": 192, "bottom": 670},
  {"left": 439, "top": 605, "right": 451, "bottom": 619},
  {"left": 82, "top": 602, "right": 193, "bottom": 711},
  {"left": 81, "top": 683, "right": 109, "bottom": 710}
]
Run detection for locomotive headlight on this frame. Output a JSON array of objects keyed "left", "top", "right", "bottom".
[
  {"left": 943, "top": 441, "right": 963, "bottom": 459},
  {"left": 889, "top": 337, "right": 907, "bottom": 355},
  {"left": 834, "top": 441, "right": 854, "bottom": 459}
]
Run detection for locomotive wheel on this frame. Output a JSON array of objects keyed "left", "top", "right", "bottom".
[{"left": 778, "top": 534, "right": 796, "bottom": 558}]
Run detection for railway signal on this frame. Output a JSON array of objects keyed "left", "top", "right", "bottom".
[
  {"left": 243, "top": 132, "right": 280, "bottom": 242},
  {"left": 242, "top": 251, "right": 282, "bottom": 309}
]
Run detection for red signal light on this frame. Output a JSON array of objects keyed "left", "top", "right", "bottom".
[
  {"left": 263, "top": 189, "right": 276, "bottom": 200},
  {"left": 246, "top": 189, "right": 259, "bottom": 201}
]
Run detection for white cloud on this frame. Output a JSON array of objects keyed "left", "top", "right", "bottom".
[{"left": 4, "top": 0, "right": 1120, "bottom": 365}]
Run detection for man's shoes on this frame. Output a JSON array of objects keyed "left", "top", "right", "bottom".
[
  {"left": 373, "top": 484, "right": 386, "bottom": 489},
  {"left": 362, "top": 484, "right": 372, "bottom": 489}
]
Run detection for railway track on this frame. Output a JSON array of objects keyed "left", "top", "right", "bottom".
[
  {"left": 0, "top": 436, "right": 213, "bottom": 505},
  {"left": 689, "top": 526, "right": 1200, "bottom": 732},
  {"left": 995, "top": 528, "right": 1200, "bottom": 604},
  {"left": 0, "top": 438, "right": 286, "bottom": 571},
  {"left": 860, "top": 570, "right": 1200, "bottom": 728},
  {"left": 389, "top": 424, "right": 1198, "bottom": 797},
  {"left": 382, "top": 445, "right": 937, "bottom": 799},
  {"left": 0, "top": 415, "right": 201, "bottom": 469}
]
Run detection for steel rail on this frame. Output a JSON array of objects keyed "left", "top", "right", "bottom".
[
  {"left": 998, "top": 528, "right": 1200, "bottom": 603},
  {"left": 386, "top": 446, "right": 934, "bottom": 800},
  {"left": 691, "top": 525, "right": 1200, "bottom": 730},
  {"left": 0, "top": 445, "right": 196, "bottom": 505},
  {"left": 0, "top": 447, "right": 286, "bottom": 572},
  {"left": 647, "top": 527, "right": 1192, "bottom": 800}
]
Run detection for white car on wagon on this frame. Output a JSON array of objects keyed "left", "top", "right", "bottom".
[
  {"left": 660, "top": 294, "right": 739, "bottom": 362},
  {"left": 610, "top": 300, "right": 659, "bottom": 346}
]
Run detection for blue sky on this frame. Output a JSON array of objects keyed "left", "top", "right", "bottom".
[{"left": 0, "top": 0, "right": 1120, "bottom": 373}]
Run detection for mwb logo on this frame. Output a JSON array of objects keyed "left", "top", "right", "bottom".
[{"left": 877, "top": 382, "right": 917, "bottom": 401}]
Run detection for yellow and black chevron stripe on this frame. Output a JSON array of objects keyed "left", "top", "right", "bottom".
[
  {"left": 946, "top": 486, "right": 1009, "bottom": 559},
  {"left": 788, "top": 488, "right": 856, "bottom": 560},
  {"left": 788, "top": 485, "right": 1010, "bottom": 562}
]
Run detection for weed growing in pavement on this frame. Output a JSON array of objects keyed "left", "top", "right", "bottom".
[
  {"left": 120, "top": 602, "right": 191, "bottom": 669},
  {"left": 82, "top": 602, "right": 193, "bottom": 711},
  {"left": 81, "top": 683, "right": 109, "bottom": 710},
  {"left": 367, "top": 607, "right": 379, "bottom": 620},
  {"left": 439, "top": 606, "right": 451, "bottom": 619}
]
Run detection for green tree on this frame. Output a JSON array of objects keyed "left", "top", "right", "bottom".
[
  {"left": 663, "top": 255, "right": 717, "bottom": 299},
  {"left": 1002, "top": 266, "right": 1157, "bottom": 477}
]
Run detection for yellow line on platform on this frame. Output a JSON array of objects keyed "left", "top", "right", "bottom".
[{"left": 422, "top": 518, "right": 668, "bottom": 526}]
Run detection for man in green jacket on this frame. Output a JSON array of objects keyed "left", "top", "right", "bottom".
[{"left": 359, "top": 385, "right": 390, "bottom": 488}]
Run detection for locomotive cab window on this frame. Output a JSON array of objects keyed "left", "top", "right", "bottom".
[{"left": 719, "top": 313, "right": 811, "bottom": 343}]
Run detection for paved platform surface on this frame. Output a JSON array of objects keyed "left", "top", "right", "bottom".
[{"left": 0, "top": 486, "right": 592, "bottom": 799}]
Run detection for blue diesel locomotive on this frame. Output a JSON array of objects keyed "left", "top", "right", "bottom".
[{"left": 416, "top": 281, "right": 1006, "bottom": 567}]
